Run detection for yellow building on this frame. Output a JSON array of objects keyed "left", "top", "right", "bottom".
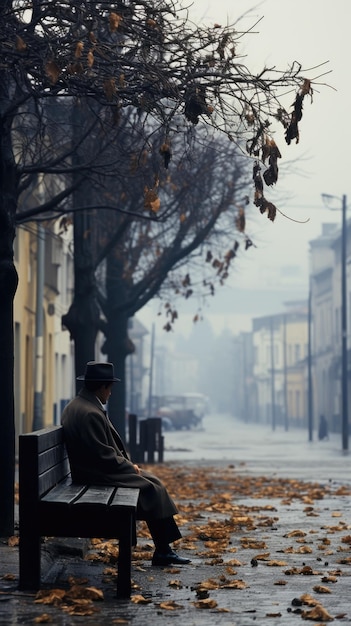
[
  {"left": 14, "top": 222, "right": 74, "bottom": 441},
  {"left": 252, "top": 304, "right": 308, "bottom": 428}
]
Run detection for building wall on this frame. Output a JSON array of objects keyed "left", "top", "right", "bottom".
[
  {"left": 14, "top": 225, "right": 36, "bottom": 434},
  {"left": 14, "top": 222, "right": 74, "bottom": 438},
  {"left": 252, "top": 308, "right": 308, "bottom": 428}
]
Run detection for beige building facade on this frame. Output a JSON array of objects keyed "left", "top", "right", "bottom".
[{"left": 14, "top": 222, "right": 74, "bottom": 442}]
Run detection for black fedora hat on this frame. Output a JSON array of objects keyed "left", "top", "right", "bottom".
[{"left": 77, "top": 361, "right": 120, "bottom": 382}]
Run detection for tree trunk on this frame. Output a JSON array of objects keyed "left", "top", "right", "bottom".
[
  {"left": 61, "top": 101, "right": 100, "bottom": 392},
  {"left": 102, "top": 253, "right": 134, "bottom": 439},
  {"left": 0, "top": 101, "right": 18, "bottom": 536},
  {"left": 62, "top": 210, "right": 100, "bottom": 391},
  {"left": 105, "top": 311, "right": 130, "bottom": 440}
]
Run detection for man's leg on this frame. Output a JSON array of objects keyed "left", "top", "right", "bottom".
[{"left": 146, "top": 517, "right": 191, "bottom": 566}]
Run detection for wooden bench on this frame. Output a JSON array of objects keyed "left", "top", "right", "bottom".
[{"left": 18, "top": 426, "right": 139, "bottom": 599}]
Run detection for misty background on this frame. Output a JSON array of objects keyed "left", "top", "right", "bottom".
[{"left": 135, "top": 0, "right": 351, "bottom": 416}]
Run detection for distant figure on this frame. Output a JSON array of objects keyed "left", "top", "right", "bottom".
[{"left": 318, "top": 414, "right": 329, "bottom": 440}]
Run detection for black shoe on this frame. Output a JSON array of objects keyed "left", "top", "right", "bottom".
[{"left": 152, "top": 550, "right": 191, "bottom": 566}]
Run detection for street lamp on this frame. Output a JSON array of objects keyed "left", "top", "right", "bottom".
[{"left": 322, "top": 193, "right": 348, "bottom": 451}]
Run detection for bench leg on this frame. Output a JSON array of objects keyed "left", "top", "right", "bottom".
[
  {"left": 19, "top": 532, "right": 41, "bottom": 590},
  {"left": 116, "top": 518, "right": 133, "bottom": 599}
]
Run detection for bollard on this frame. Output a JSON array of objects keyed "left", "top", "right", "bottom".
[{"left": 128, "top": 414, "right": 139, "bottom": 462}]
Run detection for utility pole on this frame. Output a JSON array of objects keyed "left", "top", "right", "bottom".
[
  {"left": 322, "top": 193, "right": 348, "bottom": 451},
  {"left": 270, "top": 317, "right": 276, "bottom": 431},
  {"left": 308, "top": 286, "right": 313, "bottom": 442},
  {"left": 148, "top": 323, "right": 155, "bottom": 417},
  {"left": 283, "top": 314, "right": 288, "bottom": 431},
  {"left": 341, "top": 194, "right": 348, "bottom": 451}
]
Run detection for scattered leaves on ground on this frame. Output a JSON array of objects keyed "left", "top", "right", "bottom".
[{"left": 24, "top": 463, "right": 351, "bottom": 620}]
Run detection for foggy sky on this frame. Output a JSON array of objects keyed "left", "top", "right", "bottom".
[{"left": 139, "top": 0, "right": 351, "bottom": 338}]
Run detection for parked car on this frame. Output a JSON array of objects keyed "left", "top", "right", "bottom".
[{"left": 154, "top": 393, "right": 208, "bottom": 430}]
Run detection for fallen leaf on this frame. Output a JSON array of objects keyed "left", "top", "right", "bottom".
[
  {"left": 158, "top": 601, "right": 184, "bottom": 610},
  {"left": 168, "top": 579, "right": 183, "bottom": 589},
  {"left": 131, "top": 595, "right": 152, "bottom": 604},
  {"left": 301, "top": 605, "right": 334, "bottom": 621},
  {"left": 193, "top": 598, "right": 218, "bottom": 609},
  {"left": 313, "top": 585, "right": 331, "bottom": 594}
]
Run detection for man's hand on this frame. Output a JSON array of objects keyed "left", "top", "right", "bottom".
[{"left": 133, "top": 464, "right": 141, "bottom": 474}]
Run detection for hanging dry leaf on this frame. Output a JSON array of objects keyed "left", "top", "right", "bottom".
[
  {"left": 75, "top": 41, "right": 84, "bottom": 58},
  {"left": 103, "top": 78, "right": 117, "bottom": 101},
  {"left": 87, "top": 50, "right": 94, "bottom": 67},
  {"left": 235, "top": 207, "right": 245, "bottom": 232},
  {"left": 159, "top": 143, "right": 172, "bottom": 169},
  {"left": 45, "top": 60, "right": 61, "bottom": 84},
  {"left": 109, "top": 12, "right": 122, "bottom": 32},
  {"left": 144, "top": 187, "right": 160, "bottom": 213},
  {"left": 16, "top": 35, "right": 26, "bottom": 52}
]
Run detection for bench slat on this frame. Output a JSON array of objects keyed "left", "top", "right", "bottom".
[
  {"left": 73, "top": 485, "right": 115, "bottom": 506},
  {"left": 38, "top": 444, "right": 68, "bottom": 475},
  {"left": 41, "top": 478, "right": 86, "bottom": 505},
  {"left": 38, "top": 460, "right": 71, "bottom": 497},
  {"left": 111, "top": 488, "right": 139, "bottom": 509}
]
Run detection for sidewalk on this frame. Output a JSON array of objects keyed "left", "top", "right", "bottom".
[{"left": 1, "top": 418, "right": 351, "bottom": 625}]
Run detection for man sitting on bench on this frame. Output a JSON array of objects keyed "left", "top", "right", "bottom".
[{"left": 61, "top": 360, "right": 191, "bottom": 567}]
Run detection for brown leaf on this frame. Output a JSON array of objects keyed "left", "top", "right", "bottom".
[
  {"left": 313, "top": 585, "right": 331, "bottom": 594},
  {"left": 235, "top": 207, "right": 245, "bottom": 232},
  {"left": 109, "top": 12, "right": 122, "bottom": 32},
  {"left": 35, "top": 589, "right": 66, "bottom": 605},
  {"left": 131, "top": 594, "right": 152, "bottom": 604},
  {"left": 168, "top": 579, "right": 183, "bottom": 589},
  {"left": 193, "top": 598, "right": 218, "bottom": 609},
  {"left": 87, "top": 51, "right": 94, "bottom": 68},
  {"left": 75, "top": 42, "right": 84, "bottom": 58},
  {"left": 8, "top": 535, "right": 19, "bottom": 547},
  {"left": 301, "top": 605, "right": 333, "bottom": 621},
  {"left": 16, "top": 35, "right": 27, "bottom": 52},
  {"left": 103, "top": 78, "right": 117, "bottom": 101},
  {"left": 158, "top": 600, "right": 184, "bottom": 610},
  {"left": 220, "top": 579, "right": 247, "bottom": 589},
  {"left": 144, "top": 187, "right": 160, "bottom": 213},
  {"left": 33, "top": 614, "right": 53, "bottom": 623},
  {"left": 45, "top": 60, "right": 61, "bottom": 84}
]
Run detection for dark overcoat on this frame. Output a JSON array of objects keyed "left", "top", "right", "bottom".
[{"left": 61, "top": 388, "right": 177, "bottom": 521}]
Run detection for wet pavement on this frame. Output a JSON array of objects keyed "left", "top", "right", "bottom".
[{"left": 1, "top": 415, "right": 351, "bottom": 625}]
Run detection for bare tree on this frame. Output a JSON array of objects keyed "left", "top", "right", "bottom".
[
  {"left": 88, "top": 132, "right": 250, "bottom": 435},
  {"left": 1, "top": 0, "right": 322, "bottom": 534}
]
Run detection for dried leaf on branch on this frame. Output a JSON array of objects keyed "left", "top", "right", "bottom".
[
  {"left": 285, "top": 79, "right": 313, "bottom": 145},
  {"left": 144, "top": 186, "right": 160, "bottom": 213}
]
